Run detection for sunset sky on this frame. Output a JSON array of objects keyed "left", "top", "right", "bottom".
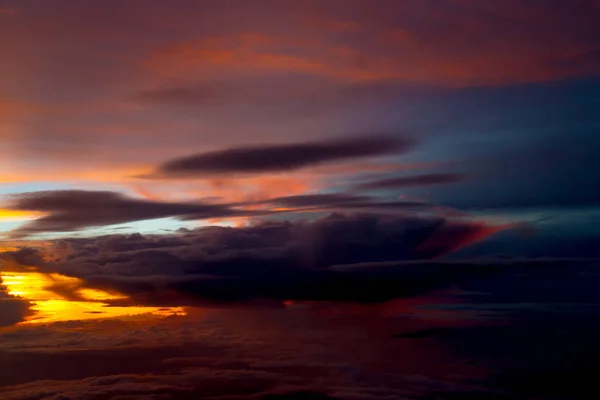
[{"left": 1, "top": 1, "right": 600, "bottom": 399}]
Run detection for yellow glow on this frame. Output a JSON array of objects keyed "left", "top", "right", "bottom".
[
  {"left": 0, "top": 209, "right": 39, "bottom": 221},
  {"left": 1, "top": 272, "right": 186, "bottom": 324}
]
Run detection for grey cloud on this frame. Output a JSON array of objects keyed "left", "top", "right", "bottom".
[
  {"left": 150, "top": 136, "right": 415, "bottom": 178},
  {"left": 4, "top": 190, "right": 263, "bottom": 238}
]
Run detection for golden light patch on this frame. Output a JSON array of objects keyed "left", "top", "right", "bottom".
[
  {"left": 1, "top": 272, "right": 186, "bottom": 324},
  {"left": 0, "top": 209, "right": 39, "bottom": 221}
]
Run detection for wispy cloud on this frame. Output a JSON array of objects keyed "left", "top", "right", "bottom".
[{"left": 148, "top": 136, "right": 415, "bottom": 178}]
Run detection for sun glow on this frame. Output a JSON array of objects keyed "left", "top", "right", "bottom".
[
  {"left": 0, "top": 209, "right": 40, "bottom": 221},
  {"left": 1, "top": 272, "right": 186, "bottom": 324}
]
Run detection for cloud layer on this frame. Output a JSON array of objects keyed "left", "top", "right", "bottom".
[
  {"left": 2, "top": 213, "right": 510, "bottom": 307},
  {"left": 4, "top": 190, "right": 262, "bottom": 238}
]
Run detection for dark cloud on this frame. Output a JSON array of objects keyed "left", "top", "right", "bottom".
[
  {"left": 150, "top": 136, "right": 415, "bottom": 178},
  {"left": 3, "top": 213, "right": 510, "bottom": 306},
  {"left": 239, "top": 193, "right": 431, "bottom": 212},
  {"left": 256, "top": 193, "right": 374, "bottom": 208},
  {"left": 0, "top": 278, "right": 32, "bottom": 328},
  {"left": 354, "top": 173, "right": 466, "bottom": 191},
  {"left": 4, "top": 190, "right": 262, "bottom": 238}
]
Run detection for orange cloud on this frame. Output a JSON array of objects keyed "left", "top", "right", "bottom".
[
  {"left": 0, "top": 164, "right": 149, "bottom": 184},
  {"left": 193, "top": 175, "right": 316, "bottom": 204},
  {"left": 146, "top": 8, "right": 599, "bottom": 86}
]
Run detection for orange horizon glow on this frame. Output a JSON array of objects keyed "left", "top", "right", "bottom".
[
  {"left": 1, "top": 271, "right": 186, "bottom": 325},
  {"left": 0, "top": 209, "right": 40, "bottom": 221}
]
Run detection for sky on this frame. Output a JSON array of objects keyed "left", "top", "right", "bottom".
[{"left": 0, "top": 1, "right": 600, "bottom": 399}]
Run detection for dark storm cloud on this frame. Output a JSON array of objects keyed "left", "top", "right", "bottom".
[
  {"left": 354, "top": 173, "right": 467, "bottom": 191},
  {"left": 150, "top": 136, "right": 415, "bottom": 178},
  {"left": 4, "top": 213, "right": 510, "bottom": 306},
  {"left": 4, "top": 190, "right": 260, "bottom": 238}
]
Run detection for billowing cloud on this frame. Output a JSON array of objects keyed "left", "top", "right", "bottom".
[
  {"left": 150, "top": 136, "right": 414, "bottom": 178},
  {"left": 3, "top": 213, "right": 510, "bottom": 306}
]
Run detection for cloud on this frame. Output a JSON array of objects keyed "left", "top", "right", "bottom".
[
  {"left": 0, "top": 299, "right": 498, "bottom": 398},
  {"left": 237, "top": 193, "right": 430, "bottom": 213},
  {"left": 2, "top": 1, "right": 598, "bottom": 199},
  {"left": 148, "top": 136, "right": 414, "bottom": 178},
  {"left": 3, "top": 187, "right": 444, "bottom": 238},
  {"left": 3, "top": 213, "right": 510, "bottom": 306},
  {"left": 353, "top": 173, "right": 466, "bottom": 191},
  {"left": 144, "top": 2, "right": 600, "bottom": 86},
  {"left": 0, "top": 370, "right": 280, "bottom": 400},
  {"left": 0, "top": 277, "right": 32, "bottom": 328},
  {"left": 4, "top": 190, "right": 262, "bottom": 238},
  {"left": 259, "top": 193, "right": 379, "bottom": 207},
  {"left": 0, "top": 292, "right": 521, "bottom": 399}
]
